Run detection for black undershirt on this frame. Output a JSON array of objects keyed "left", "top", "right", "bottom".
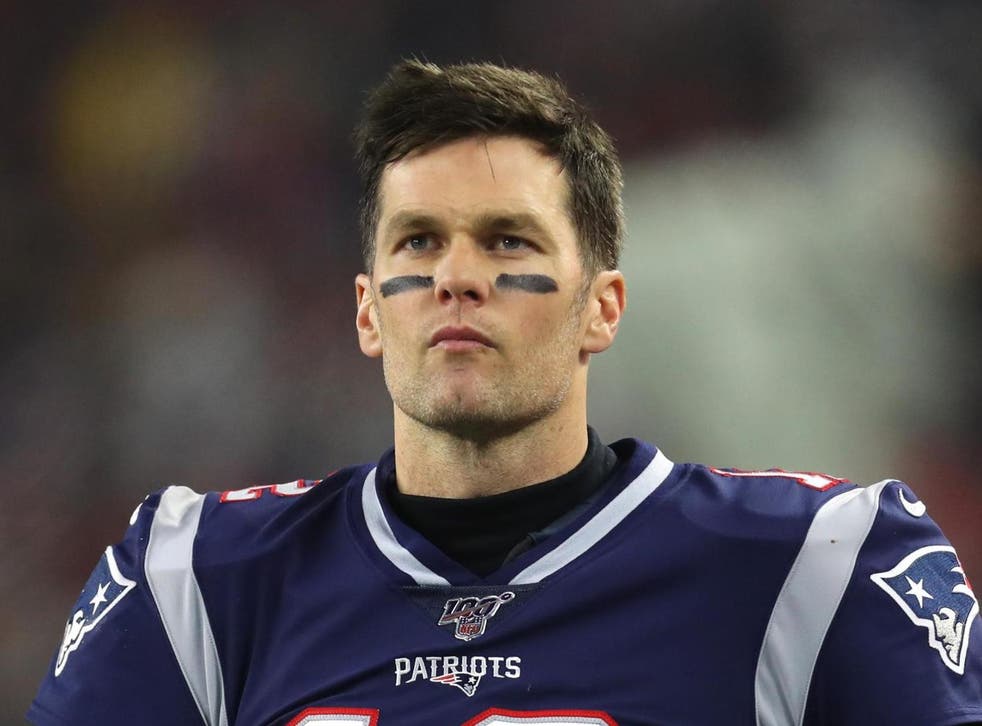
[{"left": 385, "top": 427, "right": 618, "bottom": 577}]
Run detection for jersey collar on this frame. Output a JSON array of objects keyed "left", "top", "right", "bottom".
[{"left": 357, "top": 439, "right": 676, "bottom": 587}]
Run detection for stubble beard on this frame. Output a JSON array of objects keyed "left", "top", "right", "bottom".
[{"left": 381, "top": 295, "right": 587, "bottom": 443}]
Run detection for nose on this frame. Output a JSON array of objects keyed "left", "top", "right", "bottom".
[{"left": 432, "top": 240, "right": 491, "bottom": 306}]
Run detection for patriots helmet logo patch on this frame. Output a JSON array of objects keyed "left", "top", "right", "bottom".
[
  {"left": 871, "top": 545, "right": 978, "bottom": 674},
  {"left": 55, "top": 546, "right": 136, "bottom": 676},
  {"left": 430, "top": 670, "right": 483, "bottom": 696}
]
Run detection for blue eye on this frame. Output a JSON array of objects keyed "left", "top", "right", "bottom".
[
  {"left": 405, "top": 235, "right": 431, "bottom": 251},
  {"left": 497, "top": 236, "right": 528, "bottom": 251}
]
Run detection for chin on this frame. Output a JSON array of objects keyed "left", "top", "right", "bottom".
[
  {"left": 392, "top": 376, "right": 568, "bottom": 439},
  {"left": 414, "top": 396, "right": 550, "bottom": 442}
]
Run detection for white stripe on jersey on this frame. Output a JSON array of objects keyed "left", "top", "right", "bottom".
[
  {"left": 509, "top": 449, "right": 675, "bottom": 585},
  {"left": 362, "top": 469, "right": 452, "bottom": 586},
  {"left": 755, "top": 479, "right": 892, "bottom": 726},
  {"left": 145, "top": 485, "right": 228, "bottom": 726},
  {"left": 360, "top": 449, "right": 675, "bottom": 587}
]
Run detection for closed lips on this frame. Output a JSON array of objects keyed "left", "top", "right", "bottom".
[{"left": 430, "top": 327, "right": 495, "bottom": 347}]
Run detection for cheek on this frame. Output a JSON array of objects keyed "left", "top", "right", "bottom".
[
  {"left": 376, "top": 300, "right": 415, "bottom": 336},
  {"left": 519, "top": 299, "right": 581, "bottom": 340},
  {"left": 377, "top": 302, "right": 432, "bottom": 360}
]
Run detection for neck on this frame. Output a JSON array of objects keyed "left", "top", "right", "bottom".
[{"left": 392, "top": 399, "right": 589, "bottom": 499}]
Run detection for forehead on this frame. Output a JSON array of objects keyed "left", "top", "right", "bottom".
[{"left": 378, "top": 135, "right": 572, "bottom": 233}]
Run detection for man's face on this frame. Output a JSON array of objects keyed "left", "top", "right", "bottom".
[{"left": 356, "top": 135, "right": 612, "bottom": 440}]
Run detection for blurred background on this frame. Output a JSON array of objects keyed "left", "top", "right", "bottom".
[{"left": 3, "top": 0, "right": 981, "bottom": 720}]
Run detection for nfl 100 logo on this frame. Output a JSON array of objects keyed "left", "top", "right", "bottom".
[{"left": 438, "top": 591, "right": 515, "bottom": 641}]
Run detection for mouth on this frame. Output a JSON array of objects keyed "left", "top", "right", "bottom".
[{"left": 429, "top": 326, "right": 496, "bottom": 351}]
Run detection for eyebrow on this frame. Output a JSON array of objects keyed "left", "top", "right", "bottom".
[
  {"left": 470, "top": 211, "right": 552, "bottom": 241},
  {"left": 382, "top": 211, "right": 443, "bottom": 236},
  {"left": 381, "top": 210, "right": 555, "bottom": 244}
]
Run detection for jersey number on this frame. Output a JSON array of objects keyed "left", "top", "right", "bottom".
[
  {"left": 219, "top": 479, "right": 316, "bottom": 502},
  {"left": 287, "top": 707, "right": 617, "bottom": 725},
  {"left": 709, "top": 467, "right": 847, "bottom": 491}
]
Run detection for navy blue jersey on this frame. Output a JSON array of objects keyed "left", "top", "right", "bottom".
[{"left": 30, "top": 440, "right": 982, "bottom": 725}]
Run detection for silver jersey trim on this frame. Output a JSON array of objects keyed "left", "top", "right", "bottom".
[
  {"left": 509, "top": 449, "right": 675, "bottom": 585},
  {"left": 361, "top": 449, "right": 675, "bottom": 587},
  {"left": 145, "top": 486, "right": 227, "bottom": 726},
  {"left": 755, "top": 480, "right": 891, "bottom": 726},
  {"left": 362, "top": 468, "right": 452, "bottom": 586}
]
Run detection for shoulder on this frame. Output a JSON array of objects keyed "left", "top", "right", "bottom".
[
  {"left": 663, "top": 460, "right": 862, "bottom": 541},
  {"left": 674, "top": 460, "right": 954, "bottom": 553},
  {"left": 796, "top": 477, "right": 982, "bottom": 722},
  {"left": 141, "top": 464, "right": 372, "bottom": 566},
  {"left": 675, "top": 460, "right": 982, "bottom": 722}
]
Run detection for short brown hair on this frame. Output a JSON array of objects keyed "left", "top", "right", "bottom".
[{"left": 354, "top": 59, "right": 624, "bottom": 276}]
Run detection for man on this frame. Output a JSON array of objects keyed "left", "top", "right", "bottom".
[{"left": 30, "top": 60, "right": 982, "bottom": 725}]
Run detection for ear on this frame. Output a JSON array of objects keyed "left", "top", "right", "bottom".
[
  {"left": 355, "top": 273, "right": 383, "bottom": 358},
  {"left": 581, "top": 270, "right": 626, "bottom": 355}
]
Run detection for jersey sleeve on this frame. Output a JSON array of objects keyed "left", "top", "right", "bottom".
[
  {"left": 805, "top": 479, "right": 982, "bottom": 725},
  {"left": 28, "top": 488, "right": 207, "bottom": 726}
]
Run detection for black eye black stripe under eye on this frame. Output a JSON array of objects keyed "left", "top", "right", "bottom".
[
  {"left": 379, "top": 276, "right": 435, "bottom": 297},
  {"left": 495, "top": 274, "right": 558, "bottom": 293},
  {"left": 378, "top": 273, "right": 559, "bottom": 297}
]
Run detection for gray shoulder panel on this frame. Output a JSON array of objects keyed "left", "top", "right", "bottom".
[
  {"left": 755, "top": 480, "right": 891, "bottom": 726},
  {"left": 145, "top": 486, "right": 228, "bottom": 726}
]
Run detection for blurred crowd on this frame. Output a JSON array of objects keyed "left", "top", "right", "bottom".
[{"left": 3, "top": 1, "right": 981, "bottom": 721}]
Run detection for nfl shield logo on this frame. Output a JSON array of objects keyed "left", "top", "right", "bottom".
[
  {"left": 457, "top": 614, "right": 484, "bottom": 640},
  {"left": 438, "top": 591, "right": 516, "bottom": 641}
]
